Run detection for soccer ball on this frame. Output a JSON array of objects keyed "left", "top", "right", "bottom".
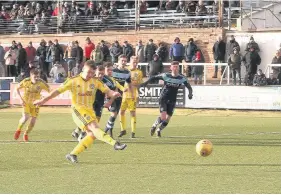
[{"left": 196, "top": 139, "right": 213, "bottom": 157}]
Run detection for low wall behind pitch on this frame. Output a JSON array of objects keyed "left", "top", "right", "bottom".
[{"left": 10, "top": 83, "right": 281, "bottom": 110}]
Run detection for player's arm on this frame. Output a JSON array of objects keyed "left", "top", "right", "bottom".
[
  {"left": 16, "top": 80, "right": 26, "bottom": 106},
  {"left": 140, "top": 74, "right": 163, "bottom": 87},
  {"left": 125, "top": 74, "right": 135, "bottom": 99},
  {"left": 183, "top": 80, "right": 193, "bottom": 100}
]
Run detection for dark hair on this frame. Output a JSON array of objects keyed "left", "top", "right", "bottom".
[
  {"left": 84, "top": 60, "right": 97, "bottom": 70},
  {"left": 103, "top": 62, "right": 113, "bottom": 68},
  {"left": 118, "top": 54, "right": 127, "bottom": 60},
  {"left": 97, "top": 65, "right": 105, "bottom": 71},
  {"left": 171, "top": 61, "right": 179, "bottom": 66}
]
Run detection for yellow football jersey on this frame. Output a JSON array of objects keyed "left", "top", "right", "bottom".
[
  {"left": 123, "top": 68, "right": 143, "bottom": 99},
  {"left": 57, "top": 74, "right": 109, "bottom": 108},
  {"left": 18, "top": 78, "right": 50, "bottom": 105}
]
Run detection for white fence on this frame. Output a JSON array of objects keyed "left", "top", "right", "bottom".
[{"left": 264, "top": 64, "right": 281, "bottom": 78}]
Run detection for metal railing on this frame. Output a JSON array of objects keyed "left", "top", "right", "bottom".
[{"left": 264, "top": 64, "right": 281, "bottom": 78}]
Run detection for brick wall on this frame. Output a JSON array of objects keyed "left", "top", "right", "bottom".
[{"left": 0, "top": 28, "right": 224, "bottom": 77}]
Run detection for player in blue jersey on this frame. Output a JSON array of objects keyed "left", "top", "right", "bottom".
[{"left": 140, "top": 61, "right": 193, "bottom": 137}]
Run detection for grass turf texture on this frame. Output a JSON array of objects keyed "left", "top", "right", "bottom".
[{"left": 0, "top": 107, "right": 280, "bottom": 194}]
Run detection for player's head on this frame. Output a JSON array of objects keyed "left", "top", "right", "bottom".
[
  {"left": 118, "top": 54, "right": 127, "bottom": 68},
  {"left": 104, "top": 62, "right": 113, "bottom": 76},
  {"left": 96, "top": 65, "right": 105, "bottom": 79},
  {"left": 82, "top": 60, "right": 96, "bottom": 80},
  {"left": 170, "top": 61, "right": 179, "bottom": 74},
  {"left": 30, "top": 67, "right": 40, "bottom": 82},
  {"left": 130, "top": 56, "right": 139, "bottom": 69}
]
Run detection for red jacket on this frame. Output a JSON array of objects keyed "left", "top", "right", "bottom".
[
  {"left": 25, "top": 46, "right": 36, "bottom": 63},
  {"left": 52, "top": 7, "right": 59, "bottom": 16},
  {"left": 84, "top": 42, "right": 95, "bottom": 58}
]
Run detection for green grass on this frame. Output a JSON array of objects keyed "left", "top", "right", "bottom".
[{"left": 0, "top": 109, "right": 280, "bottom": 194}]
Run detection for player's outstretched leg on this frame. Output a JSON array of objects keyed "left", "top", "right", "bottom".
[
  {"left": 105, "top": 114, "right": 117, "bottom": 138},
  {"left": 23, "top": 117, "right": 37, "bottom": 141},
  {"left": 150, "top": 116, "right": 162, "bottom": 136},
  {"left": 14, "top": 114, "right": 29, "bottom": 140},
  {"left": 156, "top": 116, "right": 171, "bottom": 138}
]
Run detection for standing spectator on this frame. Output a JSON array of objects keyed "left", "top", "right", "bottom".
[
  {"left": 4, "top": 48, "right": 17, "bottom": 77},
  {"left": 36, "top": 39, "right": 48, "bottom": 76},
  {"left": 38, "top": 68, "right": 48, "bottom": 82},
  {"left": 212, "top": 36, "right": 226, "bottom": 78},
  {"left": 45, "top": 40, "right": 53, "bottom": 75},
  {"left": 49, "top": 61, "right": 67, "bottom": 83},
  {"left": 227, "top": 35, "right": 240, "bottom": 57},
  {"left": 123, "top": 41, "right": 133, "bottom": 62},
  {"left": 25, "top": 41, "right": 36, "bottom": 64},
  {"left": 47, "top": 39, "right": 64, "bottom": 65},
  {"left": 271, "top": 50, "right": 281, "bottom": 79},
  {"left": 75, "top": 41, "right": 83, "bottom": 65},
  {"left": 100, "top": 40, "right": 110, "bottom": 62},
  {"left": 11, "top": 40, "right": 18, "bottom": 50},
  {"left": 228, "top": 48, "right": 242, "bottom": 85},
  {"left": 192, "top": 49, "right": 205, "bottom": 85},
  {"left": 64, "top": 41, "right": 76, "bottom": 73},
  {"left": 245, "top": 36, "right": 260, "bottom": 52},
  {"left": 71, "top": 62, "right": 82, "bottom": 77},
  {"left": 170, "top": 37, "right": 184, "bottom": 62},
  {"left": 242, "top": 46, "right": 261, "bottom": 85},
  {"left": 84, "top": 37, "right": 95, "bottom": 61},
  {"left": 0, "top": 42, "right": 5, "bottom": 77},
  {"left": 185, "top": 38, "right": 197, "bottom": 77},
  {"left": 147, "top": 54, "right": 163, "bottom": 84},
  {"left": 136, "top": 40, "right": 145, "bottom": 63},
  {"left": 110, "top": 41, "right": 122, "bottom": 64},
  {"left": 16, "top": 43, "right": 27, "bottom": 75},
  {"left": 144, "top": 39, "right": 157, "bottom": 62},
  {"left": 90, "top": 44, "right": 104, "bottom": 65},
  {"left": 156, "top": 42, "right": 167, "bottom": 62},
  {"left": 10, "top": 4, "right": 19, "bottom": 20}
]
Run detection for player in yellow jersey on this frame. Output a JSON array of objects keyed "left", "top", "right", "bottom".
[
  {"left": 34, "top": 60, "right": 127, "bottom": 163},
  {"left": 14, "top": 68, "right": 50, "bottom": 142},
  {"left": 118, "top": 56, "right": 143, "bottom": 138}
]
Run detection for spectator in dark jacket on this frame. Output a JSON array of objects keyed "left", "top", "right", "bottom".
[
  {"left": 147, "top": 54, "right": 163, "bottom": 84},
  {"left": 75, "top": 41, "right": 83, "bottom": 64},
  {"left": 100, "top": 40, "right": 110, "bottom": 61},
  {"left": 271, "top": 50, "right": 281, "bottom": 79},
  {"left": 228, "top": 48, "right": 242, "bottom": 85},
  {"left": 242, "top": 46, "right": 261, "bottom": 85},
  {"left": 36, "top": 39, "right": 48, "bottom": 76},
  {"left": 227, "top": 35, "right": 240, "bottom": 57},
  {"left": 185, "top": 38, "right": 197, "bottom": 77},
  {"left": 16, "top": 43, "right": 27, "bottom": 75},
  {"left": 144, "top": 39, "right": 157, "bottom": 62},
  {"left": 110, "top": 41, "right": 122, "bottom": 64},
  {"left": 25, "top": 41, "right": 36, "bottom": 64},
  {"left": 0, "top": 43, "right": 5, "bottom": 77},
  {"left": 192, "top": 49, "right": 205, "bottom": 85},
  {"left": 155, "top": 42, "right": 167, "bottom": 62},
  {"left": 47, "top": 39, "right": 64, "bottom": 65},
  {"left": 64, "top": 41, "right": 77, "bottom": 72},
  {"left": 169, "top": 37, "right": 184, "bottom": 62},
  {"left": 123, "top": 41, "right": 133, "bottom": 62},
  {"left": 245, "top": 36, "right": 260, "bottom": 52},
  {"left": 212, "top": 36, "right": 226, "bottom": 78},
  {"left": 253, "top": 69, "right": 267, "bottom": 86}
]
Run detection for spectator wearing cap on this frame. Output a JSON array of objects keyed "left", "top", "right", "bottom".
[
  {"left": 155, "top": 42, "right": 167, "bottom": 62},
  {"left": 90, "top": 44, "right": 104, "bottom": 65},
  {"left": 147, "top": 54, "right": 163, "bottom": 84},
  {"left": 36, "top": 39, "right": 48, "bottom": 76},
  {"left": 110, "top": 41, "right": 122, "bottom": 64},
  {"left": 144, "top": 39, "right": 157, "bottom": 62},
  {"left": 227, "top": 35, "right": 240, "bottom": 57},
  {"left": 228, "top": 47, "right": 242, "bottom": 85},
  {"left": 100, "top": 40, "right": 110, "bottom": 61},
  {"left": 47, "top": 39, "right": 64, "bottom": 65},
  {"left": 242, "top": 46, "right": 261, "bottom": 85},
  {"left": 84, "top": 37, "right": 95, "bottom": 61},
  {"left": 170, "top": 37, "right": 184, "bottom": 64},
  {"left": 185, "top": 38, "right": 198, "bottom": 77},
  {"left": 0, "top": 42, "right": 5, "bottom": 77},
  {"left": 123, "top": 41, "right": 133, "bottom": 62},
  {"left": 212, "top": 36, "right": 226, "bottom": 78},
  {"left": 16, "top": 43, "right": 27, "bottom": 75},
  {"left": 245, "top": 36, "right": 260, "bottom": 52},
  {"left": 25, "top": 41, "right": 36, "bottom": 64}
]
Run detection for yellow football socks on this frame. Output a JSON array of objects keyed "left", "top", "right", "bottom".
[
  {"left": 25, "top": 123, "right": 34, "bottom": 134},
  {"left": 131, "top": 116, "right": 136, "bottom": 133},
  {"left": 120, "top": 114, "right": 126, "bottom": 131},
  {"left": 93, "top": 128, "right": 116, "bottom": 146},
  {"left": 71, "top": 135, "right": 95, "bottom": 155},
  {"left": 17, "top": 122, "right": 25, "bottom": 131}
]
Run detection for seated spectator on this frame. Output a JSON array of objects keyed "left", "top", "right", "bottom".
[
  {"left": 109, "top": 4, "right": 118, "bottom": 17},
  {"left": 147, "top": 54, "right": 163, "bottom": 83},
  {"left": 186, "top": 0, "right": 197, "bottom": 15},
  {"left": 90, "top": 45, "right": 104, "bottom": 65},
  {"left": 0, "top": 9, "right": 11, "bottom": 21},
  {"left": 17, "top": 5, "right": 25, "bottom": 20},
  {"left": 49, "top": 61, "right": 66, "bottom": 83},
  {"left": 46, "top": 5, "right": 53, "bottom": 16},
  {"left": 271, "top": 50, "right": 281, "bottom": 79},
  {"left": 165, "top": 0, "right": 176, "bottom": 10},
  {"left": 245, "top": 36, "right": 260, "bottom": 52},
  {"left": 71, "top": 63, "right": 82, "bottom": 77},
  {"left": 195, "top": 1, "right": 207, "bottom": 17},
  {"left": 253, "top": 69, "right": 267, "bottom": 86},
  {"left": 140, "top": 0, "right": 147, "bottom": 14},
  {"left": 192, "top": 49, "right": 204, "bottom": 85},
  {"left": 34, "top": 3, "right": 43, "bottom": 15},
  {"left": 176, "top": 1, "right": 186, "bottom": 13},
  {"left": 85, "top": 3, "right": 99, "bottom": 17}
]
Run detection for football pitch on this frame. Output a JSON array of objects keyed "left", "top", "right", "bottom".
[{"left": 0, "top": 107, "right": 280, "bottom": 194}]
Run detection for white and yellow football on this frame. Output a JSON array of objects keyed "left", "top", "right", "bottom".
[{"left": 196, "top": 139, "right": 213, "bottom": 157}]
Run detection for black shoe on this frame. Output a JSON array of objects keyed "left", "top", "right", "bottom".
[
  {"left": 131, "top": 132, "right": 136, "bottom": 138},
  {"left": 108, "top": 129, "right": 113, "bottom": 138},
  {"left": 66, "top": 154, "right": 78, "bottom": 163},
  {"left": 71, "top": 131, "right": 79, "bottom": 140},
  {"left": 118, "top": 130, "right": 127, "bottom": 137},
  {"left": 114, "top": 141, "right": 127, "bottom": 150},
  {"left": 156, "top": 130, "right": 161, "bottom": 138},
  {"left": 104, "top": 128, "right": 109, "bottom": 133},
  {"left": 150, "top": 126, "right": 156, "bottom": 136},
  {"left": 78, "top": 131, "right": 87, "bottom": 142}
]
